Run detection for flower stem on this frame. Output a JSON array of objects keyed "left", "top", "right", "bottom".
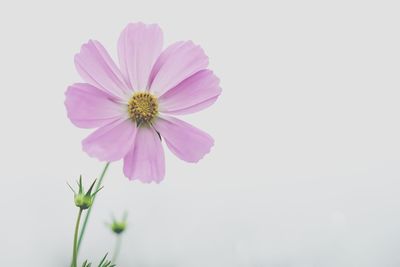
[
  {"left": 76, "top": 162, "right": 110, "bottom": 253},
  {"left": 111, "top": 235, "right": 122, "bottom": 264},
  {"left": 72, "top": 209, "right": 83, "bottom": 267}
]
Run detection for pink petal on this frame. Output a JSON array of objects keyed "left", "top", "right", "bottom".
[
  {"left": 123, "top": 127, "right": 165, "bottom": 183},
  {"left": 82, "top": 118, "right": 137, "bottom": 162},
  {"left": 158, "top": 69, "right": 221, "bottom": 115},
  {"left": 154, "top": 116, "right": 214, "bottom": 163},
  {"left": 75, "top": 40, "right": 130, "bottom": 99},
  {"left": 161, "top": 96, "right": 220, "bottom": 115},
  {"left": 117, "top": 23, "right": 163, "bottom": 91},
  {"left": 149, "top": 41, "right": 209, "bottom": 96},
  {"left": 65, "top": 83, "right": 125, "bottom": 128}
]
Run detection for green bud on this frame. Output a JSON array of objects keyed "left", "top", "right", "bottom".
[
  {"left": 111, "top": 221, "right": 127, "bottom": 234},
  {"left": 68, "top": 175, "right": 103, "bottom": 210},
  {"left": 74, "top": 194, "right": 93, "bottom": 210},
  {"left": 108, "top": 212, "right": 128, "bottom": 234}
]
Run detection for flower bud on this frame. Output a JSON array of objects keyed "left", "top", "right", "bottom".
[
  {"left": 74, "top": 194, "right": 93, "bottom": 210},
  {"left": 109, "top": 212, "right": 128, "bottom": 234},
  {"left": 68, "top": 175, "right": 103, "bottom": 210},
  {"left": 111, "top": 221, "right": 126, "bottom": 234}
]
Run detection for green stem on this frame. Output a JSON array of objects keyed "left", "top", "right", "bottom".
[
  {"left": 111, "top": 235, "right": 122, "bottom": 264},
  {"left": 77, "top": 162, "right": 110, "bottom": 253},
  {"left": 72, "top": 209, "right": 83, "bottom": 267}
]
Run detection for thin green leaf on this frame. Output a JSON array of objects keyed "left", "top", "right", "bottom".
[
  {"left": 122, "top": 211, "right": 128, "bottom": 222},
  {"left": 91, "top": 186, "right": 104, "bottom": 197},
  {"left": 81, "top": 259, "right": 92, "bottom": 267},
  {"left": 97, "top": 253, "right": 116, "bottom": 267},
  {"left": 67, "top": 182, "right": 76, "bottom": 194},
  {"left": 78, "top": 175, "right": 83, "bottom": 194},
  {"left": 98, "top": 253, "right": 108, "bottom": 266},
  {"left": 86, "top": 179, "right": 97, "bottom": 196}
]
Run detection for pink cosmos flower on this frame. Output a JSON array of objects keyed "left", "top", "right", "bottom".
[{"left": 65, "top": 22, "right": 221, "bottom": 183}]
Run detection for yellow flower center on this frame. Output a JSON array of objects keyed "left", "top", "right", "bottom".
[{"left": 127, "top": 92, "right": 158, "bottom": 126}]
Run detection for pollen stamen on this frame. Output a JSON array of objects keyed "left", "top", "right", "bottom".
[{"left": 127, "top": 92, "right": 158, "bottom": 126}]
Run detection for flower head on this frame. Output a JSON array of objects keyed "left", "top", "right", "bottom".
[{"left": 65, "top": 22, "right": 221, "bottom": 183}]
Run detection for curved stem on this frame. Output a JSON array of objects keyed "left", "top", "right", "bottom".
[
  {"left": 77, "top": 162, "right": 110, "bottom": 253},
  {"left": 112, "top": 235, "right": 122, "bottom": 264},
  {"left": 72, "top": 209, "right": 83, "bottom": 267}
]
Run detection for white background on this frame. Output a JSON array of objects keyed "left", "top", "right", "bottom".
[{"left": 1, "top": 0, "right": 400, "bottom": 266}]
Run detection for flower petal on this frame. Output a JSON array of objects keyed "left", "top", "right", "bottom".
[
  {"left": 65, "top": 83, "right": 125, "bottom": 128},
  {"left": 154, "top": 116, "right": 214, "bottom": 163},
  {"left": 75, "top": 40, "right": 130, "bottom": 99},
  {"left": 118, "top": 23, "right": 163, "bottom": 91},
  {"left": 161, "top": 96, "right": 220, "bottom": 115},
  {"left": 158, "top": 69, "right": 221, "bottom": 115},
  {"left": 149, "top": 41, "right": 209, "bottom": 96},
  {"left": 82, "top": 118, "right": 137, "bottom": 161},
  {"left": 123, "top": 127, "right": 165, "bottom": 183}
]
